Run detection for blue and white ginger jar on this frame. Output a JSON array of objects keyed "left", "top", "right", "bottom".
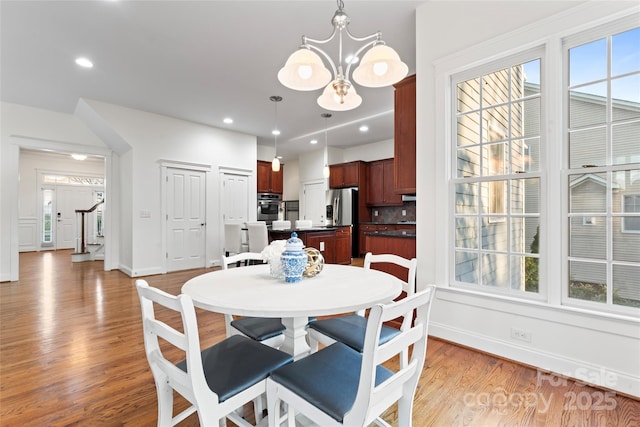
[{"left": 281, "top": 232, "right": 307, "bottom": 283}]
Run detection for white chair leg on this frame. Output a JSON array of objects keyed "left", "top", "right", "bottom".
[
  {"left": 397, "top": 394, "right": 413, "bottom": 427},
  {"left": 156, "top": 380, "right": 174, "bottom": 427},
  {"left": 253, "top": 394, "right": 265, "bottom": 423},
  {"left": 266, "top": 380, "right": 281, "bottom": 427},
  {"left": 287, "top": 404, "right": 296, "bottom": 427}
]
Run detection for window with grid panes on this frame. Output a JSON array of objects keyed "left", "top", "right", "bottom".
[
  {"left": 566, "top": 25, "right": 640, "bottom": 310},
  {"left": 453, "top": 54, "right": 542, "bottom": 295}
]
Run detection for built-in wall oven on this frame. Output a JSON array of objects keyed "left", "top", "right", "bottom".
[{"left": 257, "top": 193, "right": 282, "bottom": 225}]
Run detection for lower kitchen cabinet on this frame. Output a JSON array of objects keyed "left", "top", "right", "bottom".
[{"left": 334, "top": 226, "right": 352, "bottom": 265}]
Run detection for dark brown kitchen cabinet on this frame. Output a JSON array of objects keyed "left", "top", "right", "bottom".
[
  {"left": 329, "top": 161, "right": 364, "bottom": 189},
  {"left": 257, "top": 160, "right": 283, "bottom": 194},
  {"left": 334, "top": 226, "right": 352, "bottom": 265},
  {"left": 366, "top": 159, "right": 402, "bottom": 206},
  {"left": 394, "top": 74, "right": 416, "bottom": 194}
]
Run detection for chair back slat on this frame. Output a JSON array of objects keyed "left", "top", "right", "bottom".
[{"left": 347, "top": 287, "right": 434, "bottom": 426}]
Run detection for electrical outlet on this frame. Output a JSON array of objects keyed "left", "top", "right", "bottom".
[
  {"left": 374, "top": 210, "right": 379, "bottom": 217},
  {"left": 402, "top": 209, "right": 407, "bottom": 216},
  {"left": 320, "top": 241, "right": 325, "bottom": 251},
  {"left": 510, "top": 327, "right": 532, "bottom": 342}
]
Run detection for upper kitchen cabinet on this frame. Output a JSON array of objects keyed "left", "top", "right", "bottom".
[
  {"left": 329, "top": 161, "right": 365, "bottom": 189},
  {"left": 257, "top": 160, "right": 283, "bottom": 194},
  {"left": 366, "top": 159, "right": 403, "bottom": 206},
  {"left": 393, "top": 74, "right": 416, "bottom": 194}
]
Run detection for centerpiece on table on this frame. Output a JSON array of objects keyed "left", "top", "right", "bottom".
[
  {"left": 261, "top": 233, "right": 324, "bottom": 282},
  {"left": 280, "top": 232, "right": 308, "bottom": 283}
]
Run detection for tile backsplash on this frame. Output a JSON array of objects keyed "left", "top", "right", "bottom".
[{"left": 369, "top": 201, "right": 416, "bottom": 223}]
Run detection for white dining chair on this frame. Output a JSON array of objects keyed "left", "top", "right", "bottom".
[
  {"left": 294, "top": 219, "right": 313, "bottom": 229},
  {"left": 307, "top": 252, "right": 417, "bottom": 353},
  {"left": 271, "top": 220, "right": 291, "bottom": 230},
  {"left": 224, "top": 223, "right": 245, "bottom": 257},
  {"left": 135, "top": 279, "right": 292, "bottom": 427},
  {"left": 246, "top": 222, "right": 269, "bottom": 253},
  {"left": 222, "top": 253, "right": 286, "bottom": 349},
  {"left": 266, "top": 287, "right": 435, "bottom": 427}
]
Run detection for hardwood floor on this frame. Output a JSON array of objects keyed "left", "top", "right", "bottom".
[{"left": 1, "top": 250, "right": 638, "bottom": 426}]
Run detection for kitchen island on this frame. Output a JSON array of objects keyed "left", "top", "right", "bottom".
[{"left": 269, "top": 226, "right": 352, "bottom": 265}]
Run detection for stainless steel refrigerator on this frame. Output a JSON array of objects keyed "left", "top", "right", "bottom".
[{"left": 326, "top": 188, "right": 359, "bottom": 257}]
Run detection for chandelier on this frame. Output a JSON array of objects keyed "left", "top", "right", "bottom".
[{"left": 277, "top": 0, "right": 408, "bottom": 111}]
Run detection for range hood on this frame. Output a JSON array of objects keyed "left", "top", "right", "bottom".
[{"left": 401, "top": 194, "right": 416, "bottom": 202}]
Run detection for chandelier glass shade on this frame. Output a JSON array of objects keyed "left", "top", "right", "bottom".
[{"left": 277, "top": 0, "right": 408, "bottom": 111}]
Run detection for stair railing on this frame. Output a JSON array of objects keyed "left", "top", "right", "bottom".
[{"left": 75, "top": 200, "right": 104, "bottom": 254}]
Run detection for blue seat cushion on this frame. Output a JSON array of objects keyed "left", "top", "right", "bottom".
[
  {"left": 176, "top": 335, "right": 292, "bottom": 402},
  {"left": 231, "top": 317, "right": 285, "bottom": 341},
  {"left": 307, "top": 314, "right": 400, "bottom": 352},
  {"left": 269, "top": 342, "right": 393, "bottom": 422}
]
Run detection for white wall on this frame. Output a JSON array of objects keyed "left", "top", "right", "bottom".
[
  {"left": 81, "top": 100, "right": 257, "bottom": 276},
  {"left": 282, "top": 159, "right": 300, "bottom": 201},
  {"left": 343, "top": 139, "right": 394, "bottom": 162},
  {"left": 416, "top": 1, "right": 640, "bottom": 397}
]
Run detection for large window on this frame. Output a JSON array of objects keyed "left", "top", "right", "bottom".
[
  {"left": 452, "top": 53, "right": 542, "bottom": 295},
  {"left": 566, "top": 25, "right": 640, "bottom": 310}
]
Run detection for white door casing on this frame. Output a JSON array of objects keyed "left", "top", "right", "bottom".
[{"left": 166, "top": 167, "right": 206, "bottom": 272}]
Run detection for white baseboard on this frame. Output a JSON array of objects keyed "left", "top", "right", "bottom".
[{"left": 430, "top": 322, "right": 640, "bottom": 398}]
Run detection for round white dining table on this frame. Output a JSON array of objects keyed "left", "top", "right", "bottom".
[{"left": 182, "top": 263, "right": 402, "bottom": 359}]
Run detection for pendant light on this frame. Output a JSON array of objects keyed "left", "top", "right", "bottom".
[
  {"left": 277, "top": 0, "right": 408, "bottom": 111},
  {"left": 322, "top": 113, "right": 332, "bottom": 178},
  {"left": 270, "top": 95, "right": 282, "bottom": 172}
]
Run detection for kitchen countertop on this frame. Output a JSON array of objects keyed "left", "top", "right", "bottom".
[
  {"left": 364, "top": 230, "right": 416, "bottom": 238},
  {"left": 360, "top": 221, "right": 416, "bottom": 225},
  {"left": 269, "top": 226, "right": 338, "bottom": 233}
]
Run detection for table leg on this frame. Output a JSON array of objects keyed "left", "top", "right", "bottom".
[{"left": 280, "top": 316, "right": 310, "bottom": 360}]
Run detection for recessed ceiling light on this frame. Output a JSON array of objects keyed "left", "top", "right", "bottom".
[
  {"left": 75, "top": 57, "right": 93, "bottom": 68},
  {"left": 359, "top": 125, "right": 369, "bottom": 132},
  {"left": 223, "top": 117, "right": 233, "bottom": 124},
  {"left": 272, "top": 129, "right": 280, "bottom": 136},
  {"left": 71, "top": 154, "right": 87, "bottom": 161},
  {"left": 310, "top": 139, "right": 318, "bottom": 145}
]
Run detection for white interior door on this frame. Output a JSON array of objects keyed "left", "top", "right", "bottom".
[
  {"left": 221, "top": 172, "right": 250, "bottom": 251},
  {"left": 55, "top": 185, "right": 93, "bottom": 250},
  {"left": 166, "top": 168, "right": 206, "bottom": 272},
  {"left": 222, "top": 173, "right": 249, "bottom": 224},
  {"left": 302, "top": 181, "right": 326, "bottom": 226}
]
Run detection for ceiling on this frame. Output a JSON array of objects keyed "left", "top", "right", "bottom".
[{"left": 1, "top": 0, "right": 422, "bottom": 161}]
